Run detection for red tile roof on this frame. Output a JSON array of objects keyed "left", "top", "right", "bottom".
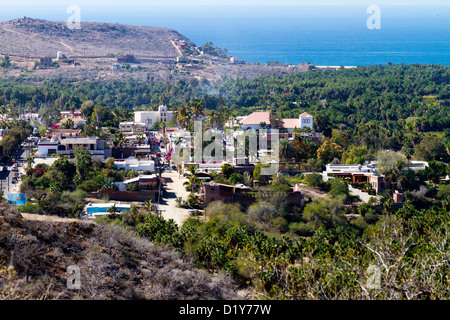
[
  {"left": 57, "top": 117, "right": 87, "bottom": 125},
  {"left": 282, "top": 119, "right": 301, "bottom": 129},
  {"left": 299, "top": 112, "right": 313, "bottom": 118},
  {"left": 240, "top": 111, "right": 270, "bottom": 125}
]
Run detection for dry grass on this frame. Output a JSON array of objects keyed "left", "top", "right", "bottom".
[{"left": 0, "top": 205, "right": 240, "bottom": 300}]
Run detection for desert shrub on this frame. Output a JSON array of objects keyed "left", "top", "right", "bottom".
[
  {"left": 60, "top": 189, "right": 88, "bottom": 203},
  {"left": 289, "top": 221, "right": 316, "bottom": 237},
  {"left": 228, "top": 173, "right": 243, "bottom": 185},
  {"left": 329, "top": 178, "right": 350, "bottom": 200},
  {"left": 17, "top": 202, "right": 41, "bottom": 214},
  {"left": 77, "top": 179, "right": 100, "bottom": 192},
  {"left": 364, "top": 210, "right": 381, "bottom": 224},
  {"left": 304, "top": 173, "right": 324, "bottom": 189},
  {"left": 33, "top": 175, "right": 51, "bottom": 190},
  {"left": 437, "top": 185, "right": 450, "bottom": 199}
]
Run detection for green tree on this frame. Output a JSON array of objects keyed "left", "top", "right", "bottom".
[
  {"left": 317, "top": 141, "right": 345, "bottom": 164},
  {"left": 113, "top": 131, "right": 126, "bottom": 147},
  {"left": 74, "top": 147, "right": 93, "bottom": 182},
  {"left": 279, "top": 138, "right": 294, "bottom": 161},
  {"left": 377, "top": 150, "right": 406, "bottom": 175},
  {"left": 0, "top": 55, "right": 11, "bottom": 68},
  {"left": 342, "top": 145, "right": 368, "bottom": 164},
  {"left": 62, "top": 118, "right": 74, "bottom": 129},
  {"left": 303, "top": 197, "right": 347, "bottom": 231},
  {"left": 304, "top": 173, "right": 324, "bottom": 189},
  {"left": 184, "top": 173, "right": 201, "bottom": 194},
  {"left": 176, "top": 104, "right": 190, "bottom": 129},
  {"left": 414, "top": 136, "right": 449, "bottom": 162},
  {"left": 228, "top": 173, "right": 243, "bottom": 185},
  {"left": 190, "top": 98, "right": 205, "bottom": 121},
  {"left": 328, "top": 178, "right": 350, "bottom": 201},
  {"left": 221, "top": 163, "right": 234, "bottom": 180},
  {"left": 253, "top": 163, "right": 269, "bottom": 184},
  {"left": 206, "top": 110, "right": 219, "bottom": 128},
  {"left": 51, "top": 155, "right": 76, "bottom": 182}
]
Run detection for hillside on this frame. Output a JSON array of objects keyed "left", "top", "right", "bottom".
[
  {"left": 0, "top": 205, "right": 243, "bottom": 300},
  {"left": 0, "top": 17, "right": 311, "bottom": 83},
  {"left": 0, "top": 17, "right": 188, "bottom": 58}
]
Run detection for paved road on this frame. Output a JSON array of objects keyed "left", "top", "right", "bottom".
[{"left": 0, "top": 136, "right": 35, "bottom": 196}]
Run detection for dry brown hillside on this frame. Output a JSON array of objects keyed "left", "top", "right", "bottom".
[
  {"left": 0, "top": 17, "right": 311, "bottom": 84},
  {"left": 0, "top": 17, "right": 189, "bottom": 58},
  {"left": 0, "top": 206, "right": 243, "bottom": 300}
]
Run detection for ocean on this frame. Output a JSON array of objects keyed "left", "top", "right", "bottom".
[{"left": 1, "top": 5, "right": 450, "bottom": 66}]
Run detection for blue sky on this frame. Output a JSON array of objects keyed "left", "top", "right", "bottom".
[{"left": 5, "top": 0, "right": 450, "bottom": 6}]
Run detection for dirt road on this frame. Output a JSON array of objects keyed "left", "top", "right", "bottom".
[
  {"left": 157, "top": 170, "right": 193, "bottom": 226},
  {"left": 20, "top": 212, "right": 96, "bottom": 224}
]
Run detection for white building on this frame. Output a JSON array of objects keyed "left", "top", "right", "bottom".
[
  {"left": 114, "top": 157, "right": 155, "bottom": 172},
  {"left": 60, "top": 110, "right": 82, "bottom": 118},
  {"left": 298, "top": 112, "right": 314, "bottom": 131},
  {"left": 36, "top": 136, "right": 107, "bottom": 159},
  {"left": 35, "top": 137, "right": 61, "bottom": 157},
  {"left": 134, "top": 105, "right": 174, "bottom": 129},
  {"left": 225, "top": 116, "right": 246, "bottom": 128},
  {"left": 119, "top": 122, "right": 146, "bottom": 133}
]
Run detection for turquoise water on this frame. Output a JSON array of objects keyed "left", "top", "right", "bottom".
[
  {"left": 86, "top": 205, "right": 130, "bottom": 215},
  {"left": 1, "top": 5, "right": 449, "bottom": 65}
]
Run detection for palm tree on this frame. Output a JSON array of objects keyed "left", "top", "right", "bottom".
[
  {"left": 63, "top": 118, "right": 74, "bottom": 129},
  {"left": 176, "top": 104, "right": 190, "bottom": 129},
  {"left": 186, "top": 165, "right": 198, "bottom": 176},
  {"left": 183, "top": 173, "right": 200, "bottom": 194},
  {"left": 107, "top": 204, "right": 119, "bottom": 218},
  {"left": 113, "top": 131, "right": 126, "bottom": 148},
  {"left": 403, "top": 147, "right": 413, "bottom": 169},
  {"left": 186, "top": 193, "right": 200, "bottom": 208},
  {"left": 190, "top": 98, "right": 205, "bottom": 121},
  {"left": 136, "top": 133, "right": 145, "bottom": 147},
  {"left": 279, "top": 138, "right": 293, "bottom": 161},
  {"left": 206, "top": 110, "right": 219, "bottom": 129},
  {"left": 93, "top": 105, "right": 102, "bottom": 128},
  {"left": 100, "top": 177, "right": 118, "bottom": 192},
  {"left": 143, "top": 199, "right": 153, "bottom": 213}
]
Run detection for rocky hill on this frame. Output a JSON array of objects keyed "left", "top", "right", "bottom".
[
  {"left": 0, "top": 17, "right": 310, "bottom": 84},
  {"left": 0, "top": 206, "right": 242, "bottom": 300},
  {"left": 0, "top": 17, "right": 190, "bottom": 58}
]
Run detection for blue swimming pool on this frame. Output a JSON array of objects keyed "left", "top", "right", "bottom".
[{"left": 86, "top": 204, "right": 131, "bottom": 215}]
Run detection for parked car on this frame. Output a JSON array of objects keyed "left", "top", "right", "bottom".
[{"left": 189, "top": 210, "right": 202, "bottom": 216}]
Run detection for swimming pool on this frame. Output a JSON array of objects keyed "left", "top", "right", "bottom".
[{"left": 86, "top": 203, "right": 131, "bottom": 216}]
